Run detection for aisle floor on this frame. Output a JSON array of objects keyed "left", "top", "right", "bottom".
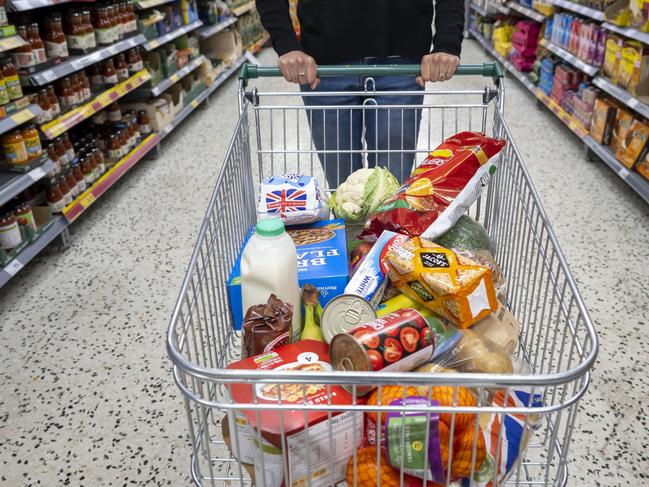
[{"left": 1, "top": 42, "right": 648, "bottom": 486}]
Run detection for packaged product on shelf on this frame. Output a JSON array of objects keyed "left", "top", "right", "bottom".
[
  {"left": 616, "top": 118, "right": 649, "bottom": 168},
  {"left": 45, "top": 14, "right": 70, "bottom": 59},
  {"left": 20, "top": 125, "right": 42, "bottom": 161},
  {"left": 0, "top": 213, "right": 23, "bottom": 250},
  {"left": 227, "top": 219, "right": 348, "bottom": 330},
  {"left": 241, "top": 294, "right": 292, "bottom": 359},
  {"left": 384, "top": 236, "right": 498, "bottom": 328},
  {"left": 257, "top": 174, "right": 328, "bottom": 225},
  {"left": 634, "top": 150, "right": 649, "bottom": 180},
  {"left": 1, "top": 62, "right": 22, "bottom": 101},
  {"left": 611, "top": 108, "right": 635, "bottom": 150},
  {"left": 0, "top": 73, "right": 9, "bottom": 106},
  {"left": 1, "top": 130, "right": 29, "bottom": 165},
  {"left": 618, "top": 41, "right": 649, "bottom": 94},
  {"left": 13, "top": 26, "right": 35, "bottom": 69},
  {"left": 226, "top": 340, "right": 363, "bottom": 487},
  {"left": 362, "top": 132, "right": 506, "bottom": 241},
  {"left": 589, "top": 97, "right": 618, "bottom": 144},
  {"left": 603, "top": 35, "right": 623, "bottom": 83}
]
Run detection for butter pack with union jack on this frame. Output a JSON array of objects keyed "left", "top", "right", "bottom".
[{"left": 257, "top": 174, "right": 329, "bottom": 225}]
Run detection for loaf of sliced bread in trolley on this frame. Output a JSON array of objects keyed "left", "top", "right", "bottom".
[{"left": 384, "top": 236, "right": 498, "bottom": 328}]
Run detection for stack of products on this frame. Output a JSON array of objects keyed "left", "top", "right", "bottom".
[
  {"left": 511, "top": 20, "right": 540, "bottom": 72},
  {"left": 538, "top": 56, "right": 560, "bottom": 95},
  {"left": 492, "top": 22, "right": 515, "bottom": 58},
  {"left": 605, "top": 0, "right": 649, "bottom": 32},
  {"left": 551, "top": 64, "right": 581, "bottom": 107},
  {"left": 0, "top": 194, "right": 53, "bottom": 265},
  {"left": 564, "top": 83, "right": 598, "bottom": 130},
  {"left": 603, "top": 35, "right": 649, "bottom": 95},
  {"left": 546, "top": 12, "right": 607, "bottom": 67},
  {"left": 218, "top": 132, "right": 545, "bottom": 487}
]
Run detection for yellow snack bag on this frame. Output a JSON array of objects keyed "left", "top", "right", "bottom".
[
  {"left": 385, "top": 237, "right": 498, "bottom": 329},
  {"left": 603, "top": 36, "right": 623, "bottom": 82}
]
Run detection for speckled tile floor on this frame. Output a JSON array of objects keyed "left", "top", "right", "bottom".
[{"left": 1, "top": 41, "right": 648, "bottom": 486}]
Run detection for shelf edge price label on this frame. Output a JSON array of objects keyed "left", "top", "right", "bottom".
[
  {"left": 11, "top": 108, "right": 33, "bottom": 125},
  {"left": 3, "top": 258, "right": 24, "bottom": 277},
  {"left": 28, "top": 166, "right": 46, "bottom": 181},
  {"left": 79, "top": 192, "right": 97, "bottom": 209}
]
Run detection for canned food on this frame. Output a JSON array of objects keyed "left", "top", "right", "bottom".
[
  {"left": 330, "top": 308, "right": 443, "bottom": 395},
  {"left": 320, "top": 293, "right": 376, "bottom": 343}
]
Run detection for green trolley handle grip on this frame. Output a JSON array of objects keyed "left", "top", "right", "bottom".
[{"left": 240, "top": 62, "right": 504, "bottom": 85}]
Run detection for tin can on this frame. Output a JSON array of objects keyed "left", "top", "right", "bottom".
[
  {"left": 320, "top": 293, "right": 376, "bottom": 344},
  {"left": 330, "top": 308, "right": 441, "bottom": 395}
]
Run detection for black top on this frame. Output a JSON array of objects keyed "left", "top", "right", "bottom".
[{"left": 256, "top": 0, "right": 465, "bottom": 65}]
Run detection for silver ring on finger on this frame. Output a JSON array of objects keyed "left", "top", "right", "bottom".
[{"left": 439, "top": 73, "right": 446, "bottom": 81}]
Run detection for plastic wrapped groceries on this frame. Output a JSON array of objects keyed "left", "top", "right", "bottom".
[
  {"left": 361, "top": 132, "right": 506, "bottom": 241},
  {"left": 257, "top": 174, "right": 329, "bottom": 225}
]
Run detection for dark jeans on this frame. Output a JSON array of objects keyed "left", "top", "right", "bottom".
[{"left": 300, "top": 57, "right": 424, "bottom": 189}]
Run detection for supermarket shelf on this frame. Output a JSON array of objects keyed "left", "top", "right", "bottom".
[
  {"left": 0, "top": 35, "right": 28, "bottom": 53},
  {"left": 470, "top": 2, "right": 490, "bottom": 17},
  {"left": 507, "top": 1, "right": 546, "bottom": 23},
  {"left": 7, "top": 0, "right": 87, "bottom": 12},
  {"left": 149, "top": 56, "right": 206, "bottom": 97},
  {"left": 41, "top": 69, "right": 151, "bottom": 140},
  {"left": 28, "top": 34, "right": 147, "bottom": 86},
  {"left": 592, "top": 76, "right": 649, "bottom": 120},
  {"left": 0, "top": 104, "right": 42, "bottom": 136},
  {"left": 135, "top": 0, "right": 175, "bottom": 9},
  {"left": 493, "top": 1, "right": 510, "bottom": 15},
  {"left": 548, "top": 0, "right": 604, "bottom": 21},
  {"left": 539, "top": 38, "right": 599, "bottom": 76},
  {"left": 0, "top": 158, "right": 55, "bottom": 207},
  {"left": 536, "top": 90, "right": 588, "bottom": 138},
  {"left": 159, "top": 55, "right": 246, "bottom": 139},
  {"left": 197, "top": 17, "right": 238, "bottom": 40},
  {"left": 0, "top": 215, "right": 67, "bottom": 287},
  {"left": 143, "top": 20, "right": 203, "bottom": 51},
  {"left": 583, "top": 136, "right": 649, "bottom": 203},
  {"left": 470, "top": 27, "right": 537, "bottom": 93},
  {"left": 248, "top": 32, "right": 270, "bottom": 54},
  {"left": 602, "top": 22, "right": 649, "bottom": 46},
  {"left": 63, "top": 134, "right": 160, "bottom": 222},
  {"left": 232, "top": 0, "right": 255, "bottom": 16}
]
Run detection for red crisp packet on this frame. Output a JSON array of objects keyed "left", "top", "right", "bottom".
[{"left": 361, "top": 132, "right": 506, "bottom": 240}]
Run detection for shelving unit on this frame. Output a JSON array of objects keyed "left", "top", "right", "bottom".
[
  {"left": 0, "top": 158, "right": 55, "bottom": 206},
  {"left": 536, "top": 90, "right": 588, "bottom": 138},
  {"left": 0, "top": 104, "right": 42, "bottom": 136},
  {"left": 547, "top": 0, "right": 604, "bottom": 21},
  {"left": 197, "top": 17, "right": 238, "bottom": 40},
  {"left": 232, "top": 0, "right": 255, "bottom": 17},
  {"left": 602, "top": 22, "right": 649, "bottom": 45},
  {"left": 134, "top": 0, "right": 175, "bottom": 9},
  {"left": 539, "top": 38, "right": 599, "bottom": 76},
  {"left": 7, "top": 0, "right": 80, "bottom": 12},
  {"left": 592, "top": 76, "right": 649, "bottom": 120},
  {"left": 143, "top": 20, "right": 203, "bottom": 51},
  {"left": 507, "top": 1, "right": 546, "bottom": 23},
  {"left": 148, "top": 56, "right": 206, "bottom": 97},
  {"left": 41, "top": 69, "right": 152, "bottom": 139},
  {"left": 28, "top": 34, "right": 147, "bottom": 86}
]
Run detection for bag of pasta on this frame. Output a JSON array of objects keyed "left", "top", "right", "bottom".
[{"left": 385, "top": 236, "right": 498, "bottom": 328}]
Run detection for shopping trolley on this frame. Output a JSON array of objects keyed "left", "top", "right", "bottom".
[{"left": 166, "top": 63, "right": 598, "bottom": 486}]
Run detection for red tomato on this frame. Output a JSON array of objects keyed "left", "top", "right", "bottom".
[
  {"left": 354, "top": 329, "right": 380, "bottom": 349},
  {"left": 420, "top": 327, "right": 433, "bottom": 348},
  {"left": 400, "top": 326, "right": 420, "bottom": 353},
  {"left": 383, "top": 338, "right": 403, "bottom": 363},
  {"left": 384, "top": 323, "right": 400, "bottom": 337},
  {"left": 366, "top": 349, "right": 384, "bottom": 370}
]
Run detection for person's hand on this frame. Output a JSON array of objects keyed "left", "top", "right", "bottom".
[
  {"left": 417, "top": 52, "right": 461, "bottom": 86},
  {"left": 278, "top": 50, "right": 319, "bottom": 89}
]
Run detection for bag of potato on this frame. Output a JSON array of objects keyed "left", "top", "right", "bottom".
[
  {"left": 433, "top": 328, "right": 514, "bottom": 375},
  {"left": 385, "top": 236, "right": 498, "bottom": 328}
]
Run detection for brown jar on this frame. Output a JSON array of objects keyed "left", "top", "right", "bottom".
[
  {"left": 56, "top": 77, "right": 75, "bottom": 109},
  {"left": 66, "top": 168, "right": 79, "bottom": 198},
  {"left": 20, "top": 124, "right": 42, "bottom": 160},
  {"left": 102, "top": 59, "right": 118, "bottom": 85},
  {"left": 47, "top": 86, "right": 61, "bottom": 118},
  {"left": 126, "top": 3, "right": 137, "bottom": 33},
  {"left": 115, "top": 53, "right": 129, "bottom": 82},
  {"left": 47, "top": 144, "right": 61, "bottom": 174},
  {"left": 54, "top": 138, "right": 69, "bottom": 167},
  {"left": 45, "top": 13, "right": 68, "bottom": 59},
  {"left": 88, "top": 151, "right": 99, "bottom": 180},
  {"left": 106, "top": 102, "right": 121, "bottom": 122},
  {"left": 117, "top": 3, "right": 127, "bottom": 37},
  {"left": 107, "top": 5, "right": 119, "bottom": 42},
  {"left": 81, "top": 155, "right": 93, "bottom": 184},
  {"left": 46, "top": 181, "right": 65, "bottom": 213},
  {"left": 58, "top": 176, "right": 73, "bottom": 205},
  {"left": 126, "top": 48, "right": 144, "bottom": 74},
  {"left": 82, "top": 10, "right": 96, "bottom": 49},
  {"left": 62, "top": 133, "right": 75, "bottom": 161},
  {"left": 137, "top": 110, "right": 151, "bottom": 136},
  {"left": 93, "top": 7, "right": 112, "bottom": 45},
  {"left": 72, "top": 161, "right": 87, "bottom": 193},
  {"left": 27, "top": 23, "right": 47, "bottom": 64},
  {"left": 92, "top": 147, "right": 106, "bottom": 174},
  {"left": 79, "top": 72, "right": 91, "bottom": 100},
  {"left": 107, "top": 133, "right": 120, "bottom": 163},
  {"left": 88, "top": 64, "right": 103, "bottom": 90},
  {"left": 37, "top": 89, "right": 51, "bottom": 123},
  {"left": 66, "top": 12, "right": 85, "bottom": 51},
  {"left": 1, "top": 131, "right": 28, "bottom": 165},
  {"left": 12, "top": 25, "right": 34, "bottom": 68},
  {"left": 1, "top": 62, "right": 22, "bottom": 101},
  {"left": 70, "top": 73, "right": 82, "bottom": 103}
]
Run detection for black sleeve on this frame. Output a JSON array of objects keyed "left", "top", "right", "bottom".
[
  {"left": 256, "top": 0, "right": 302, "bottom": 56},
  {"left": 432, "top": 0, "right": 465, "bottom": 56}
]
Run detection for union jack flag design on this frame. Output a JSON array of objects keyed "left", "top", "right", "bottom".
[{"left": 265, "top": 188, "right": 308, "bottom": 213}]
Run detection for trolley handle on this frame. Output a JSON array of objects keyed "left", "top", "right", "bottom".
[{"left": 240, "top": 62, "right": 504, "bottom": 85}]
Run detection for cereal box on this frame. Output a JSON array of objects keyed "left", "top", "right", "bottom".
[{"left": 227, "top": 219, "right": 349, "bottom": 330}]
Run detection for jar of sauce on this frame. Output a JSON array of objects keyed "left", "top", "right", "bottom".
[
  {"left": 54, "top": 138, "right": 69, "bottom": 168},
  {"left": 126, "top": 48, "right": 143, "bottom": 74},
  {"left": 0, "top": 213, "right": 22, "bottom": 249},
  {"left": 36, "top": 89, "right": 51, "bottom": 123},
  {"left": 0, "top": 72, "right": 9, "bottom": 105},
  {"left": 92, "top": 148, "right": 105, "bottom": 174},
  {"left": 82, "top": 11, "right": 96, "bottom": 49},
  {"left": 137, "top": 110, "right": 151, "bottom": 136},
  {"left": 46, "top": 182, "right": 65, "bottom": 213},
  {"left": 72, "top": 161, "right": 87, "bottom": 193},
  {"left": 70, "top": 73, "right": 82, "bottom": 104},
  {"left": 15, "top": 203, "right": 36, "bottom": 231},
  {"left": 12, "top": 25, "right": 34, "bottom": 68},
  {"left": 1, "top": 131, "right": 29, "bottom": 165},
  {"left": 1, "top": 62, "right": 23, "bottom": 101},
  {"left": 125, "top": 3, "right": 137, "bottom": 33},
  {"left": 27, "top": 23, "right": 47, "bottom": 64},
  {"left": 20, "top": 125, "right": 42, "bottom": 160},
  {"left": 47, "top": 144, "right": 61, "bottom": 174},
  {"left": 45, "top": 13, "right": 68, "bottom": 59},
  {"left": 107, "top": 134, "right": 120, "bottom": 163},
  {"left": 88, "top": 64, "right": 103, "bottom": 90},
  {"left": 107, "top": 102, "right": 121, "bottom": 122},
  {"left": 59, "top": 176, "right": 73, "bottom": 205},
  {"left": 107, "top": 5, "right": 119, "bottom": 42},
  {"left": 81, "top": 156, "right": 93, "bottom": 184},
  {"left": 47, "top": 86, "right": 61, "bottom": 118},
  {"left": 102, "top": 58, "right": 118, "bottom": 85},
  {"left": 65, "top": 168, "right": 79, "bottom": 198},
  {"left": 79, "top": 72, "right": 91, "bottom": 100},
  {"left": 62, "top": 133, "right": 75, "bottom": 161},
  {"left": 65, "top": 12, "right": 85, "bottom": 51},
  {"left": 56, "top": 77, "right": 75, "bottom": 109},
  {"left": 93, "top": 7, "right": 111, "bottom": 46},
  {"left": 115, "top": 53, "right": 129, "bottom": 82}
]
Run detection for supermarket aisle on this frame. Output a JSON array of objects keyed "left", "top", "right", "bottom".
[{"left": 0, "top": 41, "right": 647, "bottom": 486}]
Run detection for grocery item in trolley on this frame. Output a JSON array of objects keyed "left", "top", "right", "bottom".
[
  {"left": 361, "top": 132, "right": 506, "bottom": 241},
  {"left": 385, "top": 237, "right": 498, "bottom": 328},
  {"left": 471, "top": 301, "right": 520, "bottom": 354},
  {"left": 329, "top": 308, "right": 444, "bottom": 395},
  {"left": 241, "top": 294, "right": 292, "bottom": 358},
  {"left": 433, "top": 328, "right": 514, "bottom": 375},
  {"left": 344, "top": 230, "right": 409, "bottom": 309},
  {"left": 226, "top": 340, "right": 363, "bottom": 487},
  {"left": 320, "top": 293, "right": 377, "bottom": 344},
  {"left": 257, "top": 174, "right": 329, "bottom": 225},
  {"left": 228, "top": 219, "right": 349, "bottom": 330}
]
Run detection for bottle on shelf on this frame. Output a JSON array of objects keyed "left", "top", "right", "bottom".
[
  {"left": 56, "top": 77, "right": 75, "bottom": 110},
  {"left": 1, "top": 130, "right": 29, "bottom": 165},
  {"left": 62, "top": 133, "right": 75, "bottom": 162},
  {"left": 47, "top": 86, "right": 61, "bottom": 119},
  {"left": 70, "top": 73, "right": 82, "bottom": 104},
  {"left": 20, "top": 124, "right": 43, "bottom": 160},
  {"left": 107, "top": 102, "right": 121, "bottom": 122},
  {"left": 88, "top": 64, "right": 103, "bottom": 91},
  {"left": 72, "top": 160, "right": 87, "bottom": 194},
  {"left": 102, "top": 59, "right": 118, "bottom": 85},
  {"left": 137, "top": 110, "right": 151, "bottom": 136},
  {"left": 115, "top": 54, "right": 129, "bottom": 82},
  {"left": 93, "top": 7, "right": 112, "bottom": 46},
  {"left": 44, "top": 13, "right": 69, "bottom": 60},
  {"left": 82, "top": 10, "right": 96, "bottom": 50},
  {"left": 125, "top": 3, "right": 137, "bottom": 34},
  {"left": 47, "top": 144, "right": 61, "bottom": 174},
  {"left": 15, "top": 203, "right": 36, "bottom": 231},
  {"left": 93, "top": 147, "right": 106, "bottom": 174},
  {"left": 126, "top": 48, "right": 143, "bottom": 74},
  {"left": 65, "top": 12, "right": 86, "bottom": 52},
  {"left": 0, "top": 213, "right": 22, "bottom": 250},
  {"left": 12, "top": 26, "right": 35, "bottom": 69},
  {"left": 58, "top": 176, "right": 73, "bottom": 205},
  {"left": 107, "top": 133, "right": 120, "bottom": 164},
  {"left": 27, "top": 23, "right": 47, "bottom": 65},
  {"left": 107, "top": 5, "right": 120, "bottom": 42},
  {"left": 0, "top": 71, "right": 8, "bottom": 106},
  {"left": 79, "top": 72, "right": 91, "bottom": 100},
  {"left": 80, "top": 155, "right": 93, "bottom": 185},
  {"left": 54, "top": 137, "right": 69, "bottom": 169},
  {"left": 46, "top": 181, "right": 65, "bottom": 213},
  {"left": 65, "top": 168, "right": 79, "bottom": 198},
  {"left": 36, "top": 89, "right": 51, "bottom": 123}
]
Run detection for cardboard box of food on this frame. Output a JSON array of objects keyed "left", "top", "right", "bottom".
[
  {"left": 589, "top": 97, "right": 618, "bottom": 144},
  {"left": 227, "top": 219, "right": 349, "bottom": 330},
  {"left": 616, "top": 118, "right": 649, "bottom": 168},
  {"left": 226, "top": 340, "right": 363, "bottom": 487}
]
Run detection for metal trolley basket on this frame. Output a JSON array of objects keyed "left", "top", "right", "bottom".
[{"left": 167, "top": 63, "right": 598, "bottom": 487}]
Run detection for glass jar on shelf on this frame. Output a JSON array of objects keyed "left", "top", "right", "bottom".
[
  {"left": 1, "top": 130, "right": 29, "bottom": 165},
  {"left": 115, "top": 53, "right": 129, "bottom": 82},
  {"left": 20, "top": 124, "right": 43, "bottom": 160},
  {"left": 81, "top": 10, "right": 96, "bottom": 50},
  {"left": 45, "top": 13, "right": 69, "bottom": 60},
  {"left": 12, "top": 25, "right": 35, "bottom": 68},
  {"left": 47, "top": 86, "right": 61, "bottom": 118},
  {"left": 27, "top": 23, "right": 47, "bottom": 65},
  {"left": 126, "top": 48, "right": 143, "bottom": 74},
  {"left": 102, "top": 59, "right": 118, "bottom": 85}
]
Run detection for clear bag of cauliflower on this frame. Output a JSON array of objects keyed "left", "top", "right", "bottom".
[{"left": 385, "top": 236, "right": 498, "bottom": 328}]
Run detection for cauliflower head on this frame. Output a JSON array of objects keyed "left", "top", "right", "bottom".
[{"left": 330, "top": 167, "right": 399, "bottom": 223}]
